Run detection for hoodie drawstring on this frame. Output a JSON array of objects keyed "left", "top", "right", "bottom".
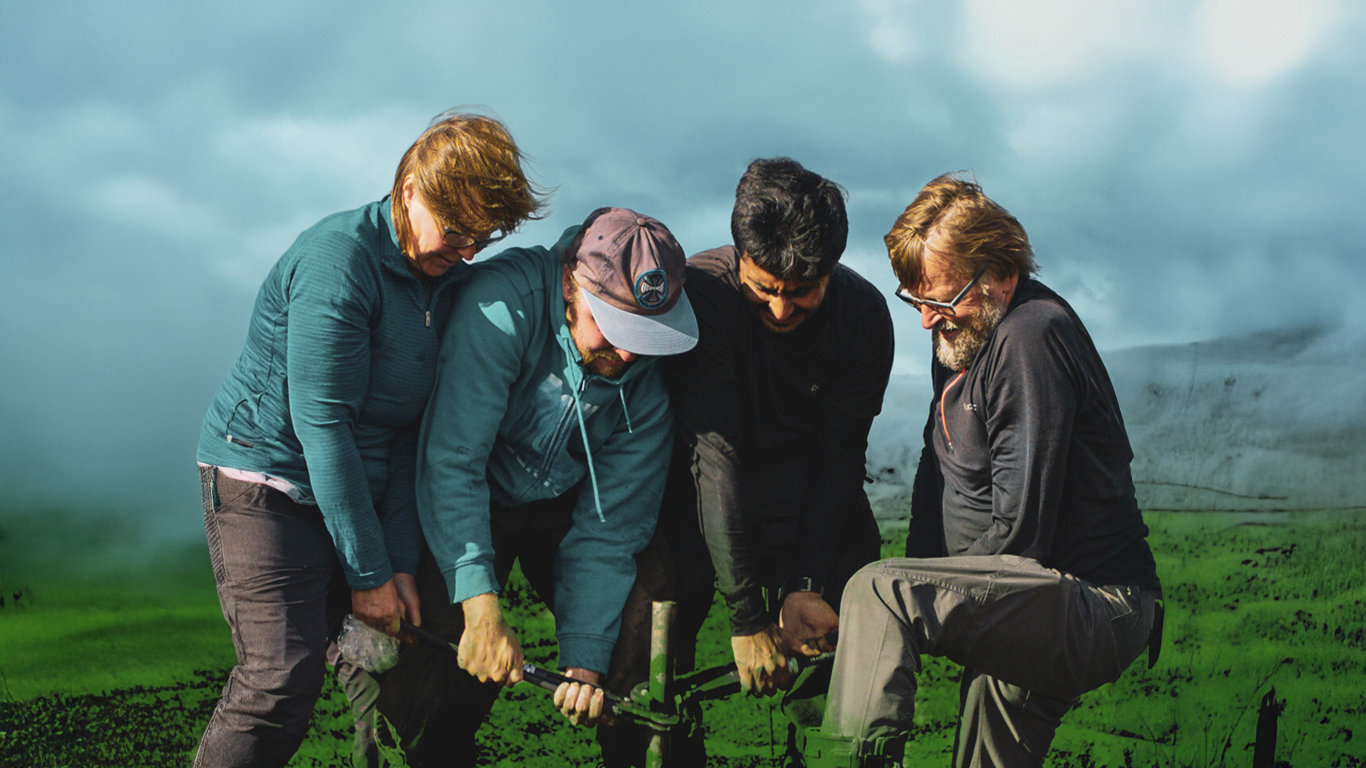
[
  {"left": 569, "top": 379, "right": 605, "bottom": 522},
  {"left": 619, "top": 389, "right": 633, "bottom": 434},
  {"left": 561, "top": 327, "right": 606, "bottom": 522}
]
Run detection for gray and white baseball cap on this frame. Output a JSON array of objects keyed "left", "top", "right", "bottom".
[{"left": 571, "top": 207, "right": 698, "bottom": 355}]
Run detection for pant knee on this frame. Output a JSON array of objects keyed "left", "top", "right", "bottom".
[
  {"left": 838, "top": 564, "right": 890, "bottom": 616},
  {"left": 236, "top": 646, "right": 328, "bottom": 718}
]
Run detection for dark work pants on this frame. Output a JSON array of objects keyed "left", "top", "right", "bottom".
[
  {"left": 344, "top": 493, "right": 668, "bottom": 768},
  {"left": 659, "top": 447, "right": 882, "bottom": 766},
  {"left": 193, "top": 467, "right": 351, "bottom": 768},
  {"left": 821, "top": 556, "right": 1159, "bottom": 768},
  {"left": 661, "top": 447, "right": 882, "bottom": 674}
]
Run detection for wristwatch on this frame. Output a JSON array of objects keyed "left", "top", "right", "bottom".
[{"left": 778, "top": 576, "right": 823, "bottom": 607}]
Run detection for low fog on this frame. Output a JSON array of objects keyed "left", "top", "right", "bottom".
[
  {"left": 867, "top": 319, "right": 1366, "bottom": 518},
  {"left": 6, "top": 317, "right": 1362, "bottom": 567}
]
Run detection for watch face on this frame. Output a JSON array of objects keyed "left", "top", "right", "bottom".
[{"left": 782, "top": 576, "right": 822, "bottom": 598}]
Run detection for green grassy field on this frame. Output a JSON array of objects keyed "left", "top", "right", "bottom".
[{"left": 2, "top": 509, "right": 1363, "bottom": 767}]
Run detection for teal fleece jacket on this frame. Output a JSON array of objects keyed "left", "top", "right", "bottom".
[
  {"left": 198, "top": 198, "right": 466, "bottom": 590},
  {"left": 417, "top": 226, "right": 673, "bottom": 673}
]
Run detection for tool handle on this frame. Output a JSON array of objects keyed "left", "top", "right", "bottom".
[
  {"left": 521, "top": 664, "right": 625, "bottom": 704},
  {"left": 398, "top": 622, "right": 619, "bottom": 701},
  {"left": 792, "top": 650, "right": 836, "bottom": 672},
  {"left": 399, "top": 620, "right": 456, "bottom": 651},
  {"left": 680, "top": 649, "right": 837, "bottom": 703}
]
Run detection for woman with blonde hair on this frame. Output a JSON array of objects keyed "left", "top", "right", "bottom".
[{"left": 193, "top": 111, "right": 547, "bottom": 768}]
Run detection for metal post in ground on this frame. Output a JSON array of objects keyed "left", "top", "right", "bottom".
[{"left": 646, "top": 600, "right": 677, "bottom": 768}]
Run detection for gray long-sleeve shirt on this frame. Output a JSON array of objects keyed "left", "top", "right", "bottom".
[{"left": 907, "top": 277, "right": 1160, "bottom": 591}]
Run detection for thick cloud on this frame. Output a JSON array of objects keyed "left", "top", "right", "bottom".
[{"left": 1, "top": 0, "right": 1362, "bottom": 536}]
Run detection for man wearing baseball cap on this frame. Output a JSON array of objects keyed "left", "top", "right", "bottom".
[{"left": 366, "top": 207, "right": 696, "bottom": 767}]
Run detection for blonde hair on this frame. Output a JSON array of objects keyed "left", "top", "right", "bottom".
[
  {"left": 885, "top": 172, "right": 1036, "bottom": 290},
  {"left": 391, "top": 112, "right": 549, "bottom": 256}
]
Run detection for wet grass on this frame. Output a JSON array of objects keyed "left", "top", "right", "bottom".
[{"left": 2, "top": 509, "right": 1364, "bottom": 766}]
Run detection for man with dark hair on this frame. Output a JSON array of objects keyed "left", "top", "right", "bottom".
[
  {"left": 729, "top": 157, "right": 850, "bottom": 281},
  {"left": 370, "top": 207, "right": 697, "bottom": 767},
  {"left": 808, "top": 173, "right": 1162, "bottom": 767},
  {"left": 663, "top": 158, "right": 895, "bottom": 730}
]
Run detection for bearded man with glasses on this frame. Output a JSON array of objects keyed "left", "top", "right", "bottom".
[{"left": 807, "top": 173, "right": 1163, "bottom": 768}]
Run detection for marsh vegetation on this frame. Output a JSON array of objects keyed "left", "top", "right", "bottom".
[{"left": 2, "top": 510, "right": 1363, "bottom": 767}]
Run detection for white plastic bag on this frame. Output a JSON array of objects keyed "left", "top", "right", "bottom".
[{"left": 335, "top": 613, "right": 400, "bottom": 672}]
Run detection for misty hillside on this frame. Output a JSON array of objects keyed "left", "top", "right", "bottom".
[
  {"left": 4, "top": 325, "right": 1362, "bottom": 545},
  {"left": 865, "top": 323, "right": 1366, "bottom": 519},
  {"left": 1115, "top": 323, "right": 1366, "bottom": 511}
]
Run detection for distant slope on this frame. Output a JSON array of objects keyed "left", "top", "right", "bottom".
[
  {"left": 865, "top": 323, "right": 1366, "bottom": 518},
  {"left": 1113, "top": 324, "right": 1366, "bottom": 511}
]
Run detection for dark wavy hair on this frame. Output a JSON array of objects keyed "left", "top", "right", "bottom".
[{"left": 730, "top": 157, "right": 848, "bottom": 280}]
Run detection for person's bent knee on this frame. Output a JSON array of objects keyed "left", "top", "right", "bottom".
[{"left": 839, "top": 562, "right": 884, "bottom": 611}]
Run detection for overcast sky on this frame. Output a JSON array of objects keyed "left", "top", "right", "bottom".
[{"left": 2, "top": 0, "right": 1363, "bottom": 538}]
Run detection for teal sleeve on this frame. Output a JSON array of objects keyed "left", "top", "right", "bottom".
[
  {"left": 418, "top": 268, "right": 528, "bottom": 605},
  {"left": 553, "top": 369, "right": 672, "bottom": 673},
  {"left": 379, "top": 422, "right": 422, "bottom": 576},
  {"left": 285, "top": 234, "right": 392, "bottom": 589}
]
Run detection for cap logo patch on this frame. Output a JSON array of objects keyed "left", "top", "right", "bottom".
[{"left": 634, "top": 269, "right": 669, "bottom": 310}]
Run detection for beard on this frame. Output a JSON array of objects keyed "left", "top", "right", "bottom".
[
  {"left": 566, "top": 295, "right": 632, "bottom": 379},
  {"left": 580, "top": 348, "right": 630, "bottom": 379},
  {"left": 933, "top": 297, "right": 1007, "bottom": 371}
]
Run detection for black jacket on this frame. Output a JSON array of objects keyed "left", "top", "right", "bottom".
[
  {"left": 665, "top": 247, "right": 896, "bottom": 634},
  {"left": 907, "top": 277, "right": 1160, "bottom": 590}
]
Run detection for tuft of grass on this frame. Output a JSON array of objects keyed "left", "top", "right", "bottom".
[{"left": 1046, "top": 511, "right": 1366, "bottom": 768}]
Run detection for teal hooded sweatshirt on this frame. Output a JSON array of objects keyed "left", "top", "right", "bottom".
[
  {"left": 198, "top": 198, "right": 466, "bottom": 590},
  {"left": 417, "top": 226, "right": 673, "bottom": 674}
]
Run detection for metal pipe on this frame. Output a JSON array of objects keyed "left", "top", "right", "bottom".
[{"left": 647, "top": 600, "right": 677, "bottom": 768}]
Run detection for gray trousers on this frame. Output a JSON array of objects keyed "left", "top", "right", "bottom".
[
  {"left": 821, "top": 555, "right": 1158, "bottom": 768},
  {"left": 193, "top": 466, "right": 351, "bottom": 768}
]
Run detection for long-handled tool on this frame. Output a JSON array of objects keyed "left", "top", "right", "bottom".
[
  {"left": 399, "top": 618, "right": 696, "bottom": 730},
  {"left": 403, "top": 605, "right": 834, "bottom": 767}
]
